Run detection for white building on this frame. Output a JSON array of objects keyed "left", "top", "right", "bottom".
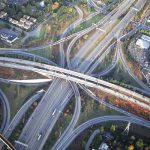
[
  {"left": 99, "top": 142, "right": 109, "bottom": 150},
  {"left": 136, "top": 35, "right": 150, "bottom": 49},
  {"left": 136, "top": 39, "right": 150, "bottom": 49},
  {"left": 0, "top": 11, "right": 7, "bottom": 19},
  {"left": 39, "top": 1, "right": 45, "bottom": 8}
]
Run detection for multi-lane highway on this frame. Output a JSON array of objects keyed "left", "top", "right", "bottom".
[{"left": 0, "top": 90, "right": 45, "bottom": 149}]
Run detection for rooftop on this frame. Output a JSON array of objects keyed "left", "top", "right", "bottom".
[
  {"left": 141, "top": 35, "right": 150, "bottom": 43},
  {"left": 136, "top": 39, "right": 150, "bottom": 49},
  {"left": 0, "top": 29, "right": 18, "bottom": 44}
]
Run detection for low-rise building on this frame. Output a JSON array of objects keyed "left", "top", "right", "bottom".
[
  {"left": 141, "top": 35, "right": 150, "bottom": 43},
  {"left": 39, "top": 1, "right": 45, "bottom": 8},
  {"left": 0, "top": 11, "right": 7, "bottom": 19},
  {"left": 0, "top": 29, "right": 18, "bottom": 44},
  {"left": 25, "top": 20, "right": 33, "bottom": 26},
  {"left": 20, "top": 18, "right": 26, "bottom": 23},
  {"left": 23, "top": 24, "right": 30, "bottom": 30},
  {"left": 8, "top": 13, "right": 36, "bottom": 31},
  {"left": 23, "top": 15, "right": 30, "bottom": 20},
  {"left": 9, "top": 18, "right": 12, "bottom": 22},
  {"left": 99, "top": 142, "right": 110, "bottom": 150},
  {"left": 136, "top": 39, "right": 150, "bottom": 49},
  {"left": 136, "top": 35, "right": 150, "bottom": 49},
  {"left": 30, "top": 17, "right": 37, "bottom": 23},
  {"left": 17, "top": 22, "right": 24, "bottom": 27},
  {"left": 11, "top": 19, "right": 18, "bottom": 25}
]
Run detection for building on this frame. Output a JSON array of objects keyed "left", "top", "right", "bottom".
[
  {"left": 17, "top": 22, "right": 24, "bottom": 27},
  {"left": 30, "top": 17, "right": 37, "bottom": 23},
  {"left": 0, "top": 29, "right": 18, "bottom": 44},
  {"left": 23, "top": 24, "right": 30, "bottom": 30},
  {"left": 136, "top": 35, "right": 150, "bottom": 49},
  {"left": 141, "top": 35, "right": 150, "bottom": 43},
  {"left": 99, "top": 142, "right": 110, "bottom": 150},
  {"left": 10, "top": 19, "right": 18, "bottom": 25},
  {"left": 23, "top": 15, "right": 30, "bottom": 20},
  {"left": 0, "top": 11, "right": 7, "bottom": 19},
  {"left": 39, "top": 1, "right": 45, "bottom": 8},
  {"left": 136, "top": 39, "right": 150, "bottom": 49},
  {"left": 20, "top": 18, "right": 26, "bottom": 23},
  {"left": 25, "top": 20, "right": 33, "bottom": 26}
]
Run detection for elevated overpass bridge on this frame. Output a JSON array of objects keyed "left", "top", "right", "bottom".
[{"left": 0, "top": 57, "right": 149, "bottom": 111}]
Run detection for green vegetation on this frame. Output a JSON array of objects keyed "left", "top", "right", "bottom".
[
  {"left": 93, "top": 47, "right": 115, "bottom": 74},
  {"left": 76, "top": 90, "right": 122, "bottom": 126},
  {"left": 0, "top": 22, "right": 11, "bottom": 29},
  {"left": 9, "top": 99, "right": 40, "bottom": 144},
  {"left": 27, "top": 47, "right": 55, "bottom": 62},
  {"left": 0, "top": 82, "right": 48, "bottom": 118},
  {"left": 69, "top": 122, "right": 150, "bottom": 150},
  {"left": 0, "top": 52, "right": 54, "bottom": 65},
  {"left": 69, "top": 13, "right": 104, "bottom": 36},
  {"left": 4, "top": 0, "right": 60, "bottom": 22},
  {"left": 103, "top": 65, "right": 141, "bottom": 89}
]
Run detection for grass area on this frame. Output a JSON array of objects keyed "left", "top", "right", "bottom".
[
  {"left": 27, "top": 46, "right": 55, "bottom": 62},
  {"left": 0, "top": 21, "right": 11, "bottom": 29},
  {"left": 93, "top": 46, "right": 116, "bottom": 74},
  {"left": 103, "top": 64, "right": 141, "bottom": 89},
  {"left": 8, "top": 99, "right": 41, "bottom": 145},
  {"left": 0, "top": 66, "right": 46, "bottom": 80},
  {"left": 0, "top": 82, "right": 48, "bottom": 118},
  {"left": 76, "top": 90, "right": 122, "bottom": 126},
  {"left": 68, "top": 13, "right": 104, "bottom": 36},
  {"left": 76, "top": 1, "right": 96, "bottom": 17}
]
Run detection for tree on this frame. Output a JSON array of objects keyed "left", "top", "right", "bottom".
[
  {"left": 130, "top": 136, "right": 135, "bottom": 142},
  {"left": 135, "top": 139, "right": 144, "bottom": 150},
  {"left": 128, "top": 145, "right": 134, "bottom": 150},
  {"left": 26, "top": 3, "right": 32, "bottom": 15},
  {"left": 12, "top": 27, "right": 16, "bottom": 31},
  {"left": 21, "top": 31, "right": 25, "bottom": 37},
  {"left": 110, "top": 124, "right": 116, "bottom": 133},
  {"left": 100, "top": 126, "right": 104, "bottom": 134}
]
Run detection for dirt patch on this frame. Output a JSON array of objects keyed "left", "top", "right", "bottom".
[
  {"left": 0, "top": 67, "right": 46, "bottom": 80},
  {"left": 92, "top": 88, "right": 150, "bottom": 121}
]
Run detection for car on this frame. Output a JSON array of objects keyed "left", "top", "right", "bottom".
[
  {"left": 52, "top": 109, "right": 56, "bottom": 116},
  {"left": 37, "top": 133, "right": 42, "bottom": 141}
]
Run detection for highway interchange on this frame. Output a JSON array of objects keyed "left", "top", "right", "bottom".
[{"left": 0, "top": 0, "right": 150, "bottom": 149}]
